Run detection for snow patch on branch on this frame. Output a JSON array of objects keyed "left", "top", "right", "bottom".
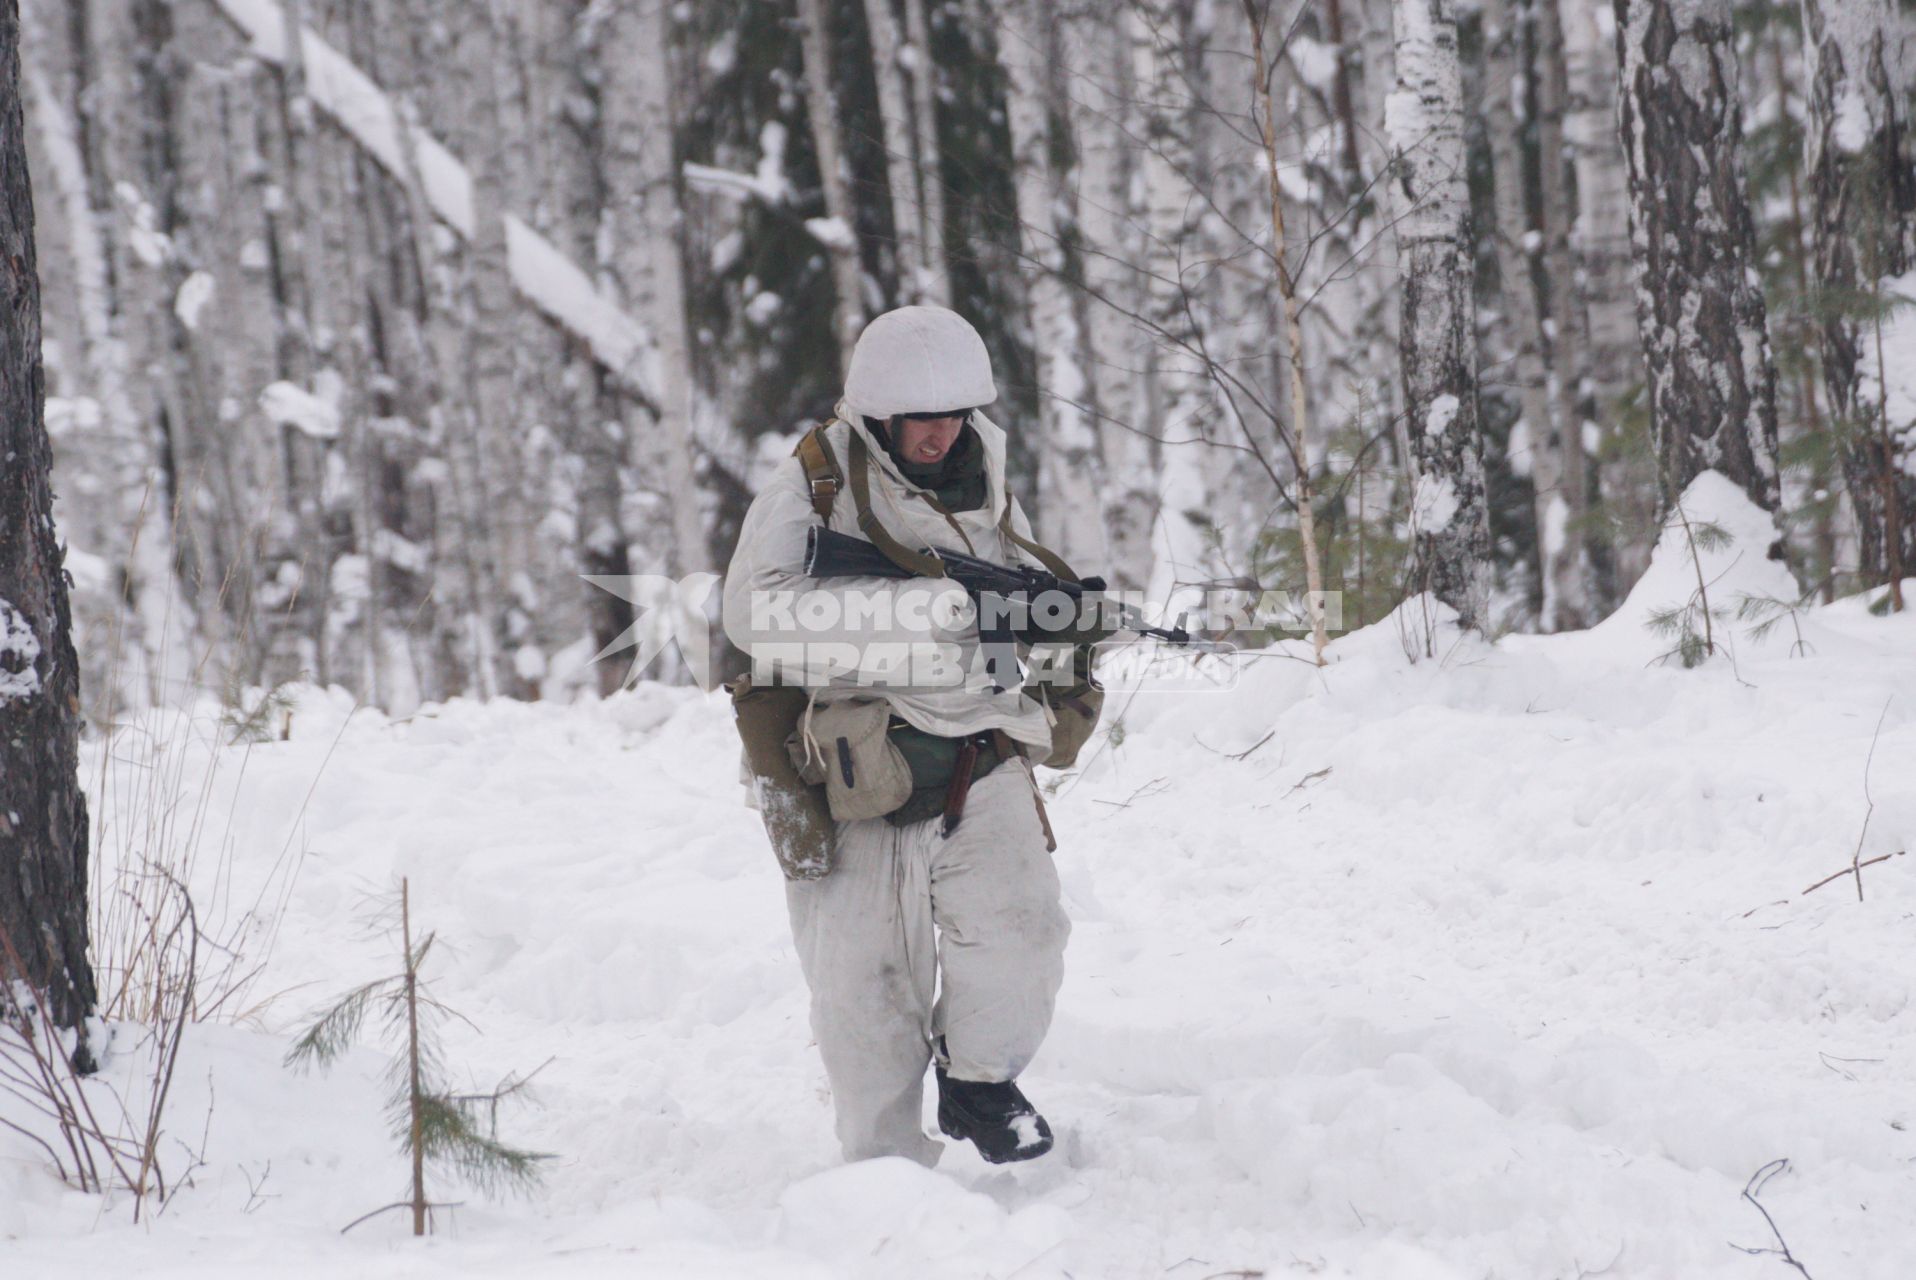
[
  {"left": 210, "top": 0, "right": 651, "bottom": 391},
  {"left": 259, "top": 381, "right": 341, "bottom": 440},
  {"left": 174, "top": 271, "right": 216, "bottom": 330}
]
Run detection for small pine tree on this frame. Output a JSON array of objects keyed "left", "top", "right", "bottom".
[
  {"left": 1645, "top": 507, "right": 1735, "bottom": 668},
  {"left": 286, "top": 879, "right": 548, "bottom": 1235}
]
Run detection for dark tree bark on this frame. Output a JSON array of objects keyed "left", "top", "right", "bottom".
[
  {"left": 1613, "top": 0, "right": 1782, "bottom": 520},
  {"left": 1, "top": 0, "right": 97, "bottom": 1048}
]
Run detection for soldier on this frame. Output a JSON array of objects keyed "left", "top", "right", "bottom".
[{"left": 722, "top": 305, "right": 1085, "bottom": 1166}]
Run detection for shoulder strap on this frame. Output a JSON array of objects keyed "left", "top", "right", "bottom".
[
  {"left": 847, "top": 431, "right": 946, "bottom": 579},
  {"left": 998, "top": 506, "right": 1078, "bottom": 582},
  {"left": 792, "top": 423, "right": 842, "bottom": 520}
]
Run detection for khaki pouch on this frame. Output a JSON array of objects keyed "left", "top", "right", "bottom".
[
  {"left": 1036, "top": 643, "right": 1104, "bottom": 770},
  {"left": 728, "top": 677, "right": 836, "bottom": 880},
  {"left": 798, "top": 698, "right": 913, "bottom": 822}
]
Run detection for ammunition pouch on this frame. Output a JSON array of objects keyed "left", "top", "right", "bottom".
[
  {"left": 727, "top": 676, "right": 836, "bottom": 880},
  {"left": 790, "top": 698, "right": 914, "bottom": 823},
  {"left": 1033, "top": 643, "right": 1103, "bottom": 770}
]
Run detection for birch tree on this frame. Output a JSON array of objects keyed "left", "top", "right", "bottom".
[
  {"left": 900, "top": 0, "right": 950, "bottom": 306},
  {"left": 1, "top": 0, "right": 97, "bottom": 1049},
  {"left": 1613, "top": 0, "right": 1782, "bottom": 520},
  {"left": 1063, "top": 5, "right": 1157, "bottom": 591},
  {"left": 1803, "top": 0, "right": 1914, "bottom": 607},
  {"left": 1387, "top": 0, "right": 1491, "bottom": 634},
  {"left": 796, "top": 0, "right": 866, "bottom": 371},
  {"left": 998, "top": 0, "right": 1104, "bottom": 569},
  {"left": 604, "top": 0, "right": 710, "bottom": 579}
]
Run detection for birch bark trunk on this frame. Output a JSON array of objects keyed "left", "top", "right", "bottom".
[
  {"left": 1387, "top": 0, "right": 1491, "bottom": 634},
  {"left": 862, "top": 0, "right": 928, "bottom": 304},
  {"left": 604, "top": 0, "right": 710, "bottom": 580},
  {"left": 1803, "top": 0, "right": 1915, "bottom": 605},
  {"left": 796, "top": 0, "right": 867, "bottom": 373},
  {"left": 999, "top": 0, "right": 1103, "bottom": 569},
  {"left": 901, "top": 0, "right": 950, "bottom": 306},
  {"left": 1613, "top": 0, "right": 1783, "bottom": 521},
  {"left": 1062, "top": 5, "right": 1156, "bottom": 591}
]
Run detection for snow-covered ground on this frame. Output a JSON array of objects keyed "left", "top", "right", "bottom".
[{"left": 6, "top": 482, "right": 1916, "bottom": 1278}]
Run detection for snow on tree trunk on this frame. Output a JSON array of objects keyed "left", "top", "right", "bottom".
[
  {"left": 1387, "top": 0, "right": 1491, "bottom": 634},
  {"left": 1613, "top": 0, "right": 1783, "bottom": 522},
  {"left": 863, "top": 0, "right": 929, "bottom": 305},
  {"left": 796, "top": 0, "right": 866, "bottom": 373},
  {"left": 0, "top": 0, "right": 98, "bottom": 1042},
  {"left": 604, "top": 0, "right": 709, "bottom": 580},
  {"left": 1129, "top": 2, "right": 1213, "bottom": 601},
  {"left": 900, "top": 0, "right": 950, "bottom": 307},
  {"left": 999, "top": 0, "right": 1104, "bottom": 571},
  {"left": 1803, "top": 0, "right": 1916, "bottom": 603},
  {"left": 1063, "top": 8, "right": 1157, "bottom": 592}
]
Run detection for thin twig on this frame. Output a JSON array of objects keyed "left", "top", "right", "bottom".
[{"left": 1729, "top": 1158, "right": 1813, "bottom": 1278}]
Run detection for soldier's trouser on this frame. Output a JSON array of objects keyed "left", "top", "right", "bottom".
[{"left": 786, "top": 762, "right": 1071, "bottom": 1166}]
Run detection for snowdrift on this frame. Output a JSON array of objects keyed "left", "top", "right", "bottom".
[{"left": 5, "top": 496, "right": 1916, "bottom": 1277}]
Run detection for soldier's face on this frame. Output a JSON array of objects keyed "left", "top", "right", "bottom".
[{"left": 894, "top": 415, "right": 965, "bottom": 464}]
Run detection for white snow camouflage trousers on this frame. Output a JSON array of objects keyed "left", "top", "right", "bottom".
[{"left": 786, "top": 761, "right": 1070, "bottom": 1165}]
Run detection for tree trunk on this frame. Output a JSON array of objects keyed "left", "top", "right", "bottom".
[
  {"left": 1613, "top": 0, "right": 1782, "bottom": 521},
  {"left": 0, "top": 0, "right": 97, "bottom": 1045},
  {"left": 900, "top": 0, "right": 950, "bottom": 306},
  {"left": 999, "top": 0, "right": 1103, "bottom": 569},
  {"left": 1387, "top": 0, "right": 1491, "bottom": 633},
  {"left": 1530, "top": 0, "right": 1598, "bottom": 626},
  {"left": 796, "top": 0, "right": 866, "bottom": 373},
  {"left": 1482, "top": 0, "right": 1562, "bottom": 625},
  {"left": 1562, "top": 0, "right": 1648, "bottom": 599},
  {"left": 1063, "top": 6, "right": 1156, "bottom": 591},
  {"left": 862, "top": 0, "right": 928, "bottom": 304},
  {"left": 1803, "top": 0, "right": 1915, "bottom": 606},
  {"left": 603, "top": 0, "right": 710, "bottom": 580}
]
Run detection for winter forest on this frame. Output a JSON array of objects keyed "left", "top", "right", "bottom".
[
  {"left": 13, "top": 0, "right": 1908, "bottom": 715},
  {"left": 5, "top": 0, "right": 1916, "bottom": 1275}
]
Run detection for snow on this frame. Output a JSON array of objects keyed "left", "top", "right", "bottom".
[
  {"left": 1288, "top": 35, "right": 1340, "bottom": 94},
  {"left": 803, "top": 216, "right": 857, "bottom": 253},
  {"left": 259, "top": 380, "right": 342, "bottom": 440},
  {"left": 1424, "top": 392, "right": 1460, "bottom": 437},
  {"left": 174, "top": 270, "right": 217, "bottom": 330},
  {"left": 7, "top": 505, "right": 1916, "bottom": 1275},
  {"left": 0, "top": 598, "right": 42, "bottom": 702},
  {"left": 1410, "top": 471, "right": 1460, "bottom": 530}
]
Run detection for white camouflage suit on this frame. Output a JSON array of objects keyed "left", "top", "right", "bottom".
[{"left": 722, "top": 307, "right": 1071, "bottom": 1166}]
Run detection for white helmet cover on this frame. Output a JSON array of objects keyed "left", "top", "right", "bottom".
[{"left": 843, "top": 305, "right": 998, "bottom": 419}]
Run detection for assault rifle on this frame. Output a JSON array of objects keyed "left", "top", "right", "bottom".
[{"left": 804, "top": 525, "right": 1202, "bottom": 688}]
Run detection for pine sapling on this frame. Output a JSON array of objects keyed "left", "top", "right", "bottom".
[
  {"left": 1645, "top": 505, "right": 1735, "bottom": 668},
  {"left": 285, "top": 878, "right": 549, "bottom": 1235}
]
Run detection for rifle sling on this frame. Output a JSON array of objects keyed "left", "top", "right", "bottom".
[
  {"left": 822, "top": 418, "right": 1081, "bottom": 588},
  {"left": 848, "top": 431, "right": 947, "bottom": 579}
]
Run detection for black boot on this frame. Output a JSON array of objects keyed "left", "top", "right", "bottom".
[{"left": 935, "top": 1064, "right": 1054, "bottom": 1163}]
